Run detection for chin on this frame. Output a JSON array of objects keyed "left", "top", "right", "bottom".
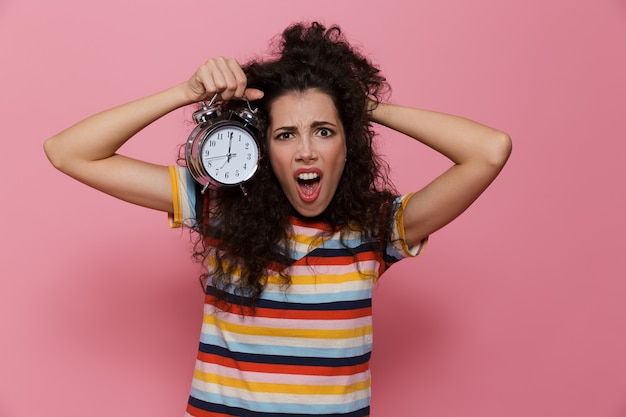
[
  {"left": 291, "top": 201, "right": 330, "bottom": 218},
  {"left": 294, "top": 207, "right": 324, "bottom": 218}
]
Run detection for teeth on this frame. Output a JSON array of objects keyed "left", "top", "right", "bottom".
[{"left": 298, "top": 172, "right": 319, "bottom": 181}]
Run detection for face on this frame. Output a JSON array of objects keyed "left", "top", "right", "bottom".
[{"left": 267, "top": 89, "right": 347, "bottom": 218}]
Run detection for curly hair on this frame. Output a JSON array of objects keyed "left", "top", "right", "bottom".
[{"left": 190, "top": 22, "right": 398, "bottom": 307}]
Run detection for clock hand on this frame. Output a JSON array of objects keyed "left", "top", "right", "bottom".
[
  {"left": 219, "top": 153, "right": 238, "bottom": 169},
  {"left": 204, "top": 153, "right": 238, "bottom": 163},
  {"left": 203, "top": 155, "right": 228, "bottom": 162},
  {"left": 227, "top": 132, "right": 233, "bottom": 163}
]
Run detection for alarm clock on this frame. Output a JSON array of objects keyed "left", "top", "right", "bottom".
[{"left": 185, "top": 93, "right": 262, "bottom": 194}]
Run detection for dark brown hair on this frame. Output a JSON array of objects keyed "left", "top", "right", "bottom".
[{"left": 190, "top": 22, "right": 397, "bottom": 306}]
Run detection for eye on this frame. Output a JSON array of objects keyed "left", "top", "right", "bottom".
[
  {"left": 275, "top": 132, "right": 294, "bottom": 140},
  {"left": 317, "top": 128, "right": 334, "bottom": 137}
]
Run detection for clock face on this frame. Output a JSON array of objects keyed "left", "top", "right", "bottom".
[{"left": 200, "top": 125, "right": 259, "bottom": 185}]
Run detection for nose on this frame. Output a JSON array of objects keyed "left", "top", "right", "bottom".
[{"left": 295, "top": 136, "right": 317, "bottom": 163}]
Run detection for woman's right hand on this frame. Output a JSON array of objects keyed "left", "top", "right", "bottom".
[{"left": 182, "top": 57, "right": 264, "bottom": 104}]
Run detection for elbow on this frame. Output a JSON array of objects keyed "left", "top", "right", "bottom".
[
  {"left": 485, "top": 130, "right": 512, "bottom": 169},
  {"left": 43, "top": 136, "right": 68, "bottom": 172},
  {"left": 43, "top": 138, "right": 59, "bottom": 167}
]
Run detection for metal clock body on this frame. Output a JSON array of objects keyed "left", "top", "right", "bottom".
[{"left": 185, "top": 95, "right": 262, "bottom": 193}]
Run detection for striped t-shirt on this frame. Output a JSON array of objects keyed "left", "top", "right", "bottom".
[{"left": 169, "top": 166, "right": 426, "bottom": 417}]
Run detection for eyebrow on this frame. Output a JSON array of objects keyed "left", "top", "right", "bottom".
[{"left": 271, "top": 121, "right": 338, "bottom": 134}]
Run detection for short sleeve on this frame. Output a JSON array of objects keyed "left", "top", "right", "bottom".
[
  {"left": 384, "top": 193, "right": 428, "bottom": 264},
  {"left": 168, "top": 166, "right": 199, "bottom": 228}
]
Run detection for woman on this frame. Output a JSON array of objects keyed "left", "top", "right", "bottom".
[{"left": 44, "top": 22, "right": 511, "bottom": 417}]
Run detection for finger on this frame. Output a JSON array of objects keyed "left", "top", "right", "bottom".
[
  {"left": 193, "top": 63, "right": 218, "bottom": 99},
  {"left": 214, "top": 57, "right": 241, "bottom": 101},
  {"left": 223, "top": 58, "right": 264, "bottom": 101},
  {"left": 206, "top": 57, "right": 232, "bottom": 96},
  {"left": 225, "top": 58, "right": 249, "bottom": 99},
  {"left": 243, "top": 88, "right": 264, "bottom": 101},
  {"left": 191, "top": 58, "right": 263, "bottom": 103}
]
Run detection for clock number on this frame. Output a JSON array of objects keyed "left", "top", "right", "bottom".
[{"left": 209, "top": 140, "right": 217, "bottom": 147}]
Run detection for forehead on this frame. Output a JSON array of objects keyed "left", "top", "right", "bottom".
[{"left": 268, "top": 89, "right": 341, "bottom": 126}]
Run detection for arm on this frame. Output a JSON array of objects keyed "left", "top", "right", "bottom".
[
  {"left": 43, "top": 57, "right": 263, "bottom": 213},
  {"left": 369, "top": 102, "right": 512, "bottom": 246}
]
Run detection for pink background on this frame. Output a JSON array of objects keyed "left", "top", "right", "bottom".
[{"left": 1, "top": 0, "right": 625, "bottom": 416}]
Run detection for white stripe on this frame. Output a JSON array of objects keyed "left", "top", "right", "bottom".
[{"left": 287, "top": 261, "right": 379, "bottom": 278}]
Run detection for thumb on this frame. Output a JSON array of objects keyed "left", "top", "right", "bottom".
[{"left": 244, "top": 88, "right": 264, "bottom": 101}]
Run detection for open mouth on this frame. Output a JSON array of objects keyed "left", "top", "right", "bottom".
[{"left": 296, "top": 172, "right": 321, "bottom": 199}]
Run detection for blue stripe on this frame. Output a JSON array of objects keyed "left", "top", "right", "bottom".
[
  {"left": 260, "top": 289, "right": 373, "bottom": 304},
  {"left": 206, "top": 286, "right": 372, "bottom": 311},
  {"left": 188, "top": 392, "right": 371, "bottom": 417},
  {"left": 199, "top": 343, "right": 371, "bottom": 367},
  {"left": 255, "top": 297, "right": 372, "bottom": 311},
  {"left": 199, "top": 335, "right": 372, "bottom": 359}
]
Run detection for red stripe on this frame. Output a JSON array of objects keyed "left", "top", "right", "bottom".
[
  {"left": 294, "top": 251, "right": 381, "bottom": 266},
  {"left": 197, "top": 351, "right": 370, "bottom": 376},
  {"left": 186, "top": 404, "right": 233, "bottom": 417},
  {"left": 253, "top": 305, "right": 371, "bottom": 320},
  {"left": 290, "top": 216, "right": 340, "bottom": 232}
]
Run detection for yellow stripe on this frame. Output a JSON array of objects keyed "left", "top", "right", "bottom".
[
  {"left": 394, "top": 192, "right": 414, "bottom": 246},
  {"left": 393, "top": 192, "right": 428, "bottom": 259},
  {"left": 291, "top": 233, "right": 326, "bottom": 247},
  {"left": 205, "top": 260, "right": 375, "bottom": 286},
  {"left": 193, "top": 370, "right": 370, "bottom": 395},
  {"left": 204, "top": 314, "right": 372, "bottom": 339},
  {"left": 168, "top": 166, "right": 183, "bottom": 228},
  {"left": 205, "top": 257, "right": 242, "bottom": 274},
  {"left": 266, "top": 271, "right": 374, "bottom": 286}
]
